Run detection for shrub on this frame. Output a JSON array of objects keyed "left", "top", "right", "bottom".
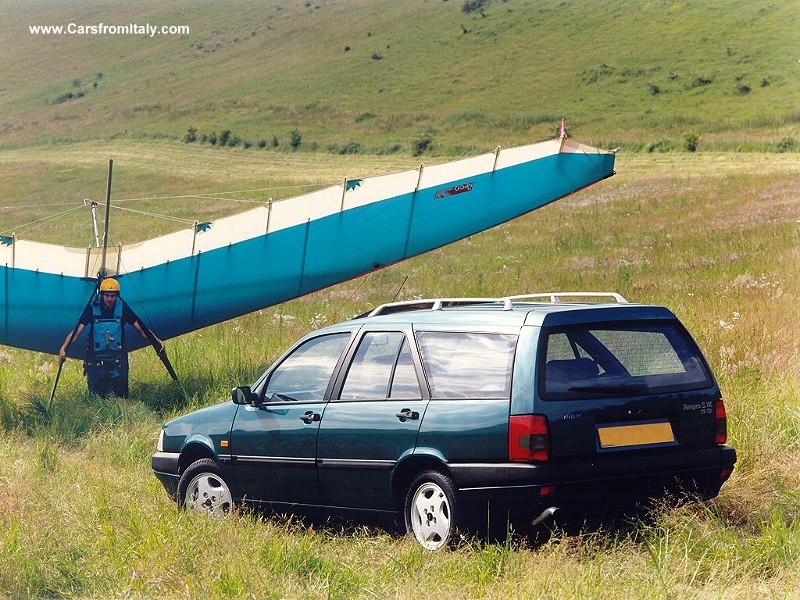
[
  {"left": 411, "top": 132, "right": 434, "bottom": 156},
  {"left": 330, "top": 141, "right": 363, "bottom": 155},
  {"left": 271, "top": 135, "right": 280, "bottom": 147},
  {"left": 219, "top": 129, "right": 232, "bottom": 146},
  {"left": 290, "top": 129, "right": 302, "bottom": 150},
  {"left": 463, "top": 0, "right": 490, "bottom": 14},
  {"left": 182, "top": 126, "right": 198, "bottom": 143},
  {"left": 257, "top": 139, "right": 267, "bottom": 149},
  {"left": 689, "top": 75, "right": 713, "bottom": 88},
  {"left": 646, "top": 139, "right": 675, "bottom": 153},
  {"left": 776, "top": 137, "right": 797, "bottom": 153},
  {"left": 682, "top": 130, "right": 700, "bottom": 152},
  {"left": 734, "top": 82, "right": 751, "bottom": 95}
]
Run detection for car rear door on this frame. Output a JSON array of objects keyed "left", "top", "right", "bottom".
[
  {"left": 316, "top": 330, "right": 428, "bottom": 510},
  {"left": 229, "top": 332, "right": 352, "bottom": 505}
]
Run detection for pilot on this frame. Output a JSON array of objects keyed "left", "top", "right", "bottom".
[{"left": 58, "top": 277, "right": 164, "bottom": 398}]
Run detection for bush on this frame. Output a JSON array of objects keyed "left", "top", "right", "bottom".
[
  {"left": 290, "top": 129, "right": 302, "bottom": 150},
  {"left": 689, "top": 75, "right": 713, "bottom": 88},
  {"left": 411, "top": 132, "right": 434, "bottom": 156},
  {"left": 682, "top": 130, "right": 700, "bottom": 152},
  {"left": 776, "top": 137, "right": 797, "bottom": 153},
  {"left": 329, "top": 141, "right": 363, "bottom": 155},
  {"left": 182, "top": 126, "right": 197, "bottom": 143},
  {"left": 463, "top": 0, "right": 490, "bottom": 14},
  {"left": 647, "top": 139, "right": 675, "bottom": 153}
]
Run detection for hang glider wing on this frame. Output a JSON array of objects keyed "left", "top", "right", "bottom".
[{"left": 0, "top": 137, "right": 615, "bottom": 357}]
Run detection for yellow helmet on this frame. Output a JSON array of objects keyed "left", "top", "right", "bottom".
[{"left": 99, "top": 277, "right": 120, "bottom": 293}]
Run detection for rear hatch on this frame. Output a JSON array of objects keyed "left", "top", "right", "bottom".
[{"left": 536, "top": 315, "right": 720, "bottom": 460}]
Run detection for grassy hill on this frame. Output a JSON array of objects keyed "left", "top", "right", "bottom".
[{"left": 1, "top": 0, "right": 798, "bottom": 152}]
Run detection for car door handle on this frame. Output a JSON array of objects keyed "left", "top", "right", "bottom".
[
  {"left": 300, "top": 411, "right": 321, "bottom": 424},
  {"left": 395, "top": 408, "right": 419, "bottom": 422}
]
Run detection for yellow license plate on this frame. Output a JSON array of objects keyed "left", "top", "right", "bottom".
[{"left": 597, "top": 421, "right": 675, "bottom": 448}]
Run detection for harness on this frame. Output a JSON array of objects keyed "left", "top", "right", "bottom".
[{"left": 91, "top": 298, "right": 124, "bottom": 361}]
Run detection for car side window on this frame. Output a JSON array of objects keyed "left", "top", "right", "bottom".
[
  {"left": 264, "top": 332, "right": 350, "bottom": 402},
  {"left": 340, "top": 332, "right": 422, "bottom": 400},
  {"left": 416, "top": 331, "right": 517, "bottom": 399}
]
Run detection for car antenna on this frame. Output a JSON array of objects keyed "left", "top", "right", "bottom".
[{"left": 391, "top": 275, "right": 409, "bottom": 303}]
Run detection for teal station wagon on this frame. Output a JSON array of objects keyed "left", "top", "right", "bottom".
[{"left": 152, "top": 293, "right": 736, "bottom": 549}]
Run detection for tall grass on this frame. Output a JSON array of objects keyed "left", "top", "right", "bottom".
[{"left": 1, "top": 152, "right": 799, "bottom": 597}]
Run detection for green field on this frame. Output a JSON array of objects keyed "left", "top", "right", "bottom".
[
  {"left": 2, "top": 0, "right": 800, "bottom": 598},
  {"left": 2, "top": 151, "right": 799, "bottom": 598}
]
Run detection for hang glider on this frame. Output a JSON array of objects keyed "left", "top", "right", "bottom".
[{"left": 0, "top": 136, "right": 616, "bottom": 357}]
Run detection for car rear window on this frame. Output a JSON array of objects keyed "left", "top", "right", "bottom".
[
  {"left": 416, "top": 332, "right": 517, "bottom": 399},
  {"left": 539, "top": 321, "right": 712, "bottom": 399}
]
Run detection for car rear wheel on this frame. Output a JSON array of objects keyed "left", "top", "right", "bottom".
[
  {"left": 404, "top": 470, "right": 462, "bottom": 550},
  {"left": 177, "top": 458, "right": 234, "bottom": 517}
]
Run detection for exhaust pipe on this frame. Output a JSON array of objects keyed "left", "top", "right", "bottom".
[{"left": 531, "top": 506, "right": 560, "bottom": 527}]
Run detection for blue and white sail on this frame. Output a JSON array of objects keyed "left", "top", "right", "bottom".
[{"left": 0, "top": 137, "right": 615, "bottom": 356}]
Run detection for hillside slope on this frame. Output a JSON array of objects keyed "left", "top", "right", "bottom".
[{"left": 2, "top": 0, "right": 798, "bottom": 151}]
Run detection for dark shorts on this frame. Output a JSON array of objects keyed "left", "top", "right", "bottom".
[{"left": 84, "top": 354, "right": 130, "bottom": 398}]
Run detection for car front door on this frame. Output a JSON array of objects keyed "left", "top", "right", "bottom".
[
  {"left": 317, "top": 331, "right": 428, "bottom": 510},
  {"left": 230, "top": 332, "right": 351, "bottom": 505}
]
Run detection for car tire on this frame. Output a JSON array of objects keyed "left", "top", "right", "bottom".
[
  {"left": 403, "top": 469, "right": 462, "bottom": 550},
  {"left": 177, "top": 458, "right": 235, "bottom": 517}
]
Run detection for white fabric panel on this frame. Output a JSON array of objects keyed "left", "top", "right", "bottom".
[{"left": 4, "top": 138, "right": 610, "bottom": 278}]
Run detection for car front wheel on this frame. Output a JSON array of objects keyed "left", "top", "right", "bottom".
[
  {"left": 177, "top": 458, "right": 234, "bottom": 517},
  {"left": 403, "top": 469, "right": 462, "bottom": 550}
]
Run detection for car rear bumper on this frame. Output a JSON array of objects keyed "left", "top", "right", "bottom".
[
  {"left": 448, "top": 445, "right": 736, "bottom": 511},
  {"left": 152, "top": 451, "right": 180, "bottom": 497}
]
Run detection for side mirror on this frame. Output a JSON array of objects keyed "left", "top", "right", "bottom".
[{"left": 231, "top": 385, "right": 257, "bottom": 405}]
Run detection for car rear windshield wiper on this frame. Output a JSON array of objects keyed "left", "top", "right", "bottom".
[{"left": 568, "top": 383, "right": 650, "bottom": 396}]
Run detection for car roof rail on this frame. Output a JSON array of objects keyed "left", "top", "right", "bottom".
[
  {"left": 504, "top": 292, "right": 628, "bottom": 304},
  {"left": 364, "top": 297, "right": 512, "bottom": 317},
  {"left": 362, "top": 292, "right": 627, "bottom": 317}
]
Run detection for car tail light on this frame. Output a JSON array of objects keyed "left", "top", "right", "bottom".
[
  {"left": 509, "top": 414, "right": 550, "bottom": 462},
  {"left": 715, "top": 399, "right": 728, "bottom": 444}
]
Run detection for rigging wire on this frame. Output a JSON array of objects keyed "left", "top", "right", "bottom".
[
  {"left": 100, "top": 182, "right": 328, "bottom": 205},
  {"left": 0, "top": 204, "right": 87, "bottom": 237},
  {"left": 109, "top": 204, "right": 199, "bottom": 225},
  {"left": 0, "top": 201, "right": 86, "bottom": 210},
  {"left": 1, "top": 181, "right": 334, "bottom": 237}
]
